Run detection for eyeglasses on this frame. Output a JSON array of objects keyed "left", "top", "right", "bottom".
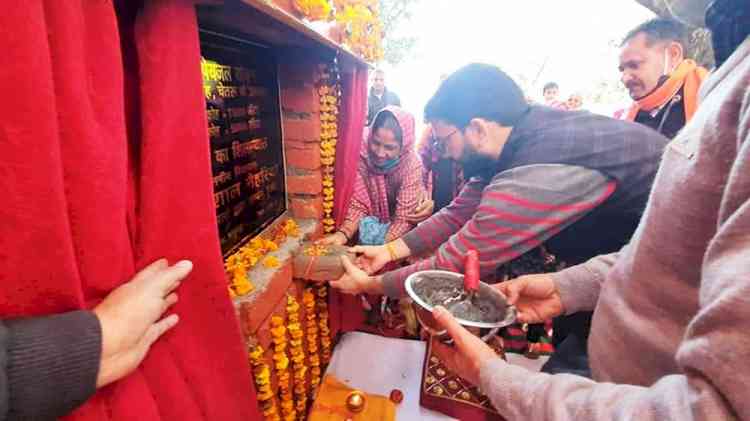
[{"left": 431, "top": 129, "right": 458, "bottom": 154}]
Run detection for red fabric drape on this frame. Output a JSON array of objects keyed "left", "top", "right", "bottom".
[
  {"left": 329, "top": 57, "right": 369, "bottom": 335},
  {"left": 0, "top": 2, "right": 259, "bottom": 420}
]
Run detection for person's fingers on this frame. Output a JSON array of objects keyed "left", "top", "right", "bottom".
[
  {"left": 155, "top": 260, "right": 193, "bottom": 295},
  {"left": 403, "top": 215, "right": 422, "bottom": 224},
  {"left": 340, "top": 255, "right": 360, "bottom": 275},
  {"left": 430, "top": 337, "right": 454, "bottom": 364},
  {"left": 162, "top": 293, "right": 179, "bottom": 313},
  {"left": 329, "top": 279, "right": 355, "bottom": 295},
  {"left": 495, "top": 280, "right": 521, "bottom": 305},
  {"left": 143, "top": 314, "right": 180, "bottom": 348},
  {"left": 132, "top": 259, "right": 169, "bottom": 284},
  {"left": 432, "top": 306, "right": 475, "bottom": 354},
  {"left": 348, "top": 246, "right": 366, "bottom": 254}
]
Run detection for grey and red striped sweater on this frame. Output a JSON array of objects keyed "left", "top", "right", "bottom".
[{"left": 381, "top": 106, "right": 668, "bottom": 297}]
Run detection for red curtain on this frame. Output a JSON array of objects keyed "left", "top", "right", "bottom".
[
  {"left": 0, "top": 1, "right": 260, "bottom": 420},
  {"left": 329, "top": 57, "right": 369, "bottom": 335}
]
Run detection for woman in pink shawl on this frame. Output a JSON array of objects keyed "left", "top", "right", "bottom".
[{"left": 320, "top": 106, "right": 426, "bottom": 246}]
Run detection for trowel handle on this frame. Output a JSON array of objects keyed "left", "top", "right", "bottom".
[{"left": 464, "top": 250, "right": 480, "bottom": 292}]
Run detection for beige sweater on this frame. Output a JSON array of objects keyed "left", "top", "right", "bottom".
[{"left": 479, "top": 37, "right": 750, "bottom": 420}]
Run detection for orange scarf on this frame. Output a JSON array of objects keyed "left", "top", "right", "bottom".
[{"left": 625, "top": 59, "right": 708, "bottom": 122}]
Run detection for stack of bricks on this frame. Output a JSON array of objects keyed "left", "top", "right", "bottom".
[{"left": 279, "top": 52, "right": 325, "bottom": 228}]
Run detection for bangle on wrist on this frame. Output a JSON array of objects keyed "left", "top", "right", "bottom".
[{"left": 385, "top": 242, "right": 398, "bottom": 262}]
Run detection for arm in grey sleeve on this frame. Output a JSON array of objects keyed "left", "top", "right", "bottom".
[
  {"left": 1, "top": 311, "right": 101, "bottom": 421},
  {"left": 550, "top": 250, "right": 621, "bottom": 314}
]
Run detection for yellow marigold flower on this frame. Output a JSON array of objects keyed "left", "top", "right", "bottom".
[
  {"left": 235, "top": 279, "right": 254, "bottom": 296},
  {"left": 280, "top": 400, "right": 294, "bottom": 411},
  {"left": 270, "top": 316, "right": 284, "bottom": 327},
  {"left": 262, "top": 406, "right": 278, "bottom": 417},
  {"left": 263, "top": 255, "right": 281, "bottom": 269},
  {"left": 270, "top": 325, "right": 286, "bottom": 338},
  {"left": 249, "top": 347, "right": 264, "bottom": 362},
  {"left": 265, "top": 238, "right": 279, "bottom": 251},
  {"left": 275, "top": 358, "right": 289, "bottom": 370},
  {"left": 287, "top": 322, "right": 301, "bottom": 332},
  {"left": 254, "top": 366, "right": 271, "bottom": 384},
  {"left": 257, "top": 388, "right": 275, "bottom": 401},
  {"left": 302, "top": 290, "right": 315, "bottom": 303}
]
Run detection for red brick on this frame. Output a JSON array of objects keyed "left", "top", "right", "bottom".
[
  {"left": 287, "top": 171, "right": 322, "bottom": 195},
  {"left": 282, "top": 116, "right": 320, "bottom": 142},
  {"left": 284, "top": 139, "right": 321, "bottom": 169},
  {"left": 281, "top": 84, "right": 319, "bottom": 113},
  {"left": 289, "top": 194, "right": 323, "bottom": 219},
  {"left": 239, "top": 260, "right": 294, "bottom": 335},
  {"left": 279, "top": 54, "right": 320, "bottom": 85}
]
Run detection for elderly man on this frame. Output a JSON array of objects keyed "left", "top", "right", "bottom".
[
  {"left": 619, "top": 17, "right": 708, "bottom": 138},
  {"left": 366, "top": 69, "right": 401, "bottom": 126},
  {"left": 426, "top": 1, "right": 750, "bottom": 419}
]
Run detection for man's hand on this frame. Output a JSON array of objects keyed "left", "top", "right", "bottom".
[
  {"left": 349, "top": 245, "right": 391, "bottom": 274},
  {"left": 93, "top": 259, "right": 191, "bottom": 388},
  {"left": 330, "top": 256, "right": 381, "bottom": 295},
  {"left": 316, "top": 231, "right": 348, "bottom": 246},
  {"left": 430, "top": 306, "right": 501, "bottom": 386},
  {"left": 405, "top": 197, "right": 434, "bottom": 224},
  {"left": 495, "top": 274, "right": 564, "bottom": 324}
]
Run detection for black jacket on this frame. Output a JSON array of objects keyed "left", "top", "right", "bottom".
[{"left": 366, "top": 88, "right": 401, "bottom": 125}]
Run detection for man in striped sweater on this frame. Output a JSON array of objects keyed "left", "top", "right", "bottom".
[{"left": 331, "top": 63, "right": 669, "bottom": 375}]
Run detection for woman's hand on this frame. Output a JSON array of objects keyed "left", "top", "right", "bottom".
[
  {"left": 405, "top": 197, "right": 435, "bottom": 224},
  {"left": 330, "top": 256, "right": 381, "bottom": 295},
  {"left": 349, "top": 245, "right": 391, "bottom": 274},
  {"left": 495, "top": 274, "right": 564, "bottom": 324},
  {"left": 316, "top": 231, "right": 348, "bottom": 246}
]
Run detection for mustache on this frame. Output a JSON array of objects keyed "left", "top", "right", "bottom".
[{"left": 625, "top": 80, "right": 643, "bottom": 91}]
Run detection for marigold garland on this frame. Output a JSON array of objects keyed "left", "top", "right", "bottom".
[
  {"left": 270, "top": 315, "right": 296, "bottom": 421},
  {"left": 318, "top": 62, "right": 341, "bottom": 234},
  {"left": 286, "top": 295, "right": 309, "bottom": 418},
  {"left": 292, "top": 0, "right": 332, "bottom": 21},
  {"left": 302, "top": 288, "right": 322, "bottom": 392},
  {"left": 316, "top": 285, "right": 332, "bottom": 363},
  {"left": 226, "top": 219, "right": 300, "bottom": 298},
  {"left": 249, "top": 344, "right": 281, "bottom": 421},
  {"left": 333, "top": 0, "right": 383, "bottom": 62}
]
